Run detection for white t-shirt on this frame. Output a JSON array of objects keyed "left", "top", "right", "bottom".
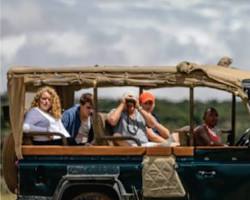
[{"left": 75, "top": 117, "right": 91, "bottom": 144}]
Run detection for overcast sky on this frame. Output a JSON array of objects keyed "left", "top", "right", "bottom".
[{"left": 1, "top": 0, "right": 250, "bottom": 101}]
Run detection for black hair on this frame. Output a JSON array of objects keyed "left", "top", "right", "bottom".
[{"left": 203, "top": 107, "right": 218, "bottom": 120}]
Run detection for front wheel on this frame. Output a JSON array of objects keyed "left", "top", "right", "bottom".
[
  {"left": 72, "top": 192, "right": 113, "bottom": 200},
  {"left": 2, "top": 133, "right": 17, "bottom": 193}
]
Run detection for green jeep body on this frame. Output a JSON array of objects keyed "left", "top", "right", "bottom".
[{"left": 18, "top": 147, "right": 250, "bottom": 200}]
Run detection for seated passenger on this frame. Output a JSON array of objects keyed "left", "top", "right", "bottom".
[
  {"left": 107, "top": 92, "right": 157, "bottom": 146},
  {"left": 139, "top": 91, "right": 180, "bottom": 146},
  {"left": 139, "top": 91, "right": 170, "bottom": 142},
  {"left": 194, "top": 107, "right": 224, "bottom": 146},
  {"left": 23, "top": 86, "right": 70, "bottom": 144},
  {"left": 62, "top": 93, "right": 94, "bottom": 145}
]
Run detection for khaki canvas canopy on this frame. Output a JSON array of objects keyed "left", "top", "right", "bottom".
[{"left": 7, "top": 62, "right": 250, "bottom": 159}]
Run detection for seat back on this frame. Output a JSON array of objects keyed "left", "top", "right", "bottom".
[
  {"left": 99, "top": 113, "right": 113, "bottom": 137},
  {"left": 175, "top": 125, "right": 192, "bottom": 146},
  {"left": 92, "top": 112, "right": 114, "bottom": 145}
]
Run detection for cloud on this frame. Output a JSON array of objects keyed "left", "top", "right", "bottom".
[
  {"left": 113, "top": 34, "right": 155, "bottom": 65},
  {"left": 1, "top": 0, "right": 250, "bottom": 100},
  {"left": 1, "top": 35, "right": 27, "bottom": 62},
  {"left": 31, "top": 32, "right": 89, "bottom": 58},
  {"left": 174, "top": 28, "right": 231, "bottom": 59},
  {"left": 2, "top": 1, "right": 44, "bottom": 35},
  {"left": 55, "top": 0, "right": 77, "bottom": 7},
  {"left": 196, "top": 8, "right": 221, "bottom": 19},
  {"left": 97, "top": 0, "right": 202, "bottom": 11}
]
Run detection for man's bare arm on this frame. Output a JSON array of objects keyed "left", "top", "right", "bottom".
[{"left": 107, "top": 102, "right": 125, "bottom": 126}]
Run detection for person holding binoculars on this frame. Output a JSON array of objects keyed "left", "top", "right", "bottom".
[{"left": 107, "top": 92, "right": 158, "bottom": 146}]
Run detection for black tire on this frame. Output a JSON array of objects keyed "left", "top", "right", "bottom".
[
  {"left": 72, "top": 192, "right": 113, "bottom": 200},
  {"left": 2, "top": 134, "right": 17, "bottom": 193}
]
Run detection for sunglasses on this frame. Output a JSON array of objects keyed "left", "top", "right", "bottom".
[{"left": 126, "top": 99, "right": 136, "bottom": 104}]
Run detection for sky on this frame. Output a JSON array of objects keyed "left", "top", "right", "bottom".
[{"left": 1, "top": 0, "right": 250, "bottom": 101}]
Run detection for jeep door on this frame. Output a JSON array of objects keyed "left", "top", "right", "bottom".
[{"left": 177, "top": 147, "right": 250, "bottom": 200}]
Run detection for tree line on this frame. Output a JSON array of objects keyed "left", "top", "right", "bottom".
[
  {"left": 1, "top": 97, "right": 250, "bottom": 142},
  {"left": 98, "top": 99, "right": 250, "bottom": 141}
]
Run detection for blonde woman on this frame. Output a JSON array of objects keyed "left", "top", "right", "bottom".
[{"left": 23, "top": 86, "right": 70, "bottom": 144}]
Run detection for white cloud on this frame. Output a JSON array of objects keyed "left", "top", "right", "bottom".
[
  {"left": 31, "top": 32, "right": 89, "bottom": 58},
  {"left": 90, "top": 2, "right": 231, "bottom": 62},
  {"left": 97, "top": 0, "right": 202, "bottom": 11},
  {"left": 110, "top": 18, "right": 231, "bottom": 62},
  {"left": 156, "top": 24, "right": 231, "bottom": 59},
  {"left": 197, "top": 8, "right": 221, "bottom": 19},
  {"left": 2, "top": 1, "right": 43, "bottom": 30},
  {"left": 230, "top": 20, "right": 244, "bottom": 32},
  {"left": 88, "top": 15, "right": 157, "bottom": 30},
  {"left": 1, "top": 0, "right": 250, "bottom": 99},
  {"left": 113, "top": 35, "right": 145, "bottom": 64},
  {"left": 56, "top": 0, "right": 77, "bottom": 7},
  {"left": 113, "top": 34, "right": 159, "bottom": 65},
  {"left": 1, "top": 35, "right": 27, "bottom": 62}
]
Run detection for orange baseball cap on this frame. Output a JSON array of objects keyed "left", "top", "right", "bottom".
[{"left": 139, "top": 91, "right": 155, "bottom": 104}]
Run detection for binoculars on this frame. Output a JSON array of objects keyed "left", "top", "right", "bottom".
[{"left": 126, "top": 99, "right": 136, "bottom": 104}]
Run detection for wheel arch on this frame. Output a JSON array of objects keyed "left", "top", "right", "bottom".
[
  {"left": 60, "top": 183, "right": 120, "bottom": 200},
  {"left": 53, "top": 175, "right": 125, "bottom": 200}
]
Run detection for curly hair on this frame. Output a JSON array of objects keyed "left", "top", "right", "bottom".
[{"left": 31, "top": 86, "right": 62, "bottom": 119}]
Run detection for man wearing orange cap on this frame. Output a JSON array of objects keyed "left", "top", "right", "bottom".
[{"left": 139, "top": 91, "right": 170, "bottom": 142}]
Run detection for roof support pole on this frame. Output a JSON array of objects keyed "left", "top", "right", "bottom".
[
  {"left": 189, "top": 87, "right": 194, "bottom": 146},
  {"left": 139, "top": 87, "right": 143, "bottom": 95},
  {"left": 92, "top": 81, "right": 101, "bottom": 144},
  {"left": 93, "top": 84, "right": 98, "bottom": 113},
  {"left": 228, "top": 94, "right": 236, "bottom": 145},
  {"left": 55, "top": 86, "right": 74, "bottom": 110}
]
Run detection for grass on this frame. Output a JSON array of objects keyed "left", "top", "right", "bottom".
[
  {"left": 0, "top": 193, "right": 16, "bottom": 200},
  {"left": 0, "top": 178, "right": 16, "bottom": 200}
]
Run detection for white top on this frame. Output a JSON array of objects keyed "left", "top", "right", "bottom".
[
  {"left": 75, "top": 117, "right": 91, "bottom": 144},
  {"left": 23, "top": 107, "right": 70, "bottom": 141},
  {"left": 36, "top": 107, "right": 70, "bottom": 139}
]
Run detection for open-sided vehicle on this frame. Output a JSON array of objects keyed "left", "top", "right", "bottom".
[{"left": 3, "top": 61, "right": 250, "bottom": 200}]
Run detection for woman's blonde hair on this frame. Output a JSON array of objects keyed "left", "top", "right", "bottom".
[{"left": 31, "top": 86, "right": 62, "bottom": 119}]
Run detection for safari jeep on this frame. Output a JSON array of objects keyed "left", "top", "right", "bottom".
[{"left": 3, "top": 61, "right": 250, "bottom": 200}]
